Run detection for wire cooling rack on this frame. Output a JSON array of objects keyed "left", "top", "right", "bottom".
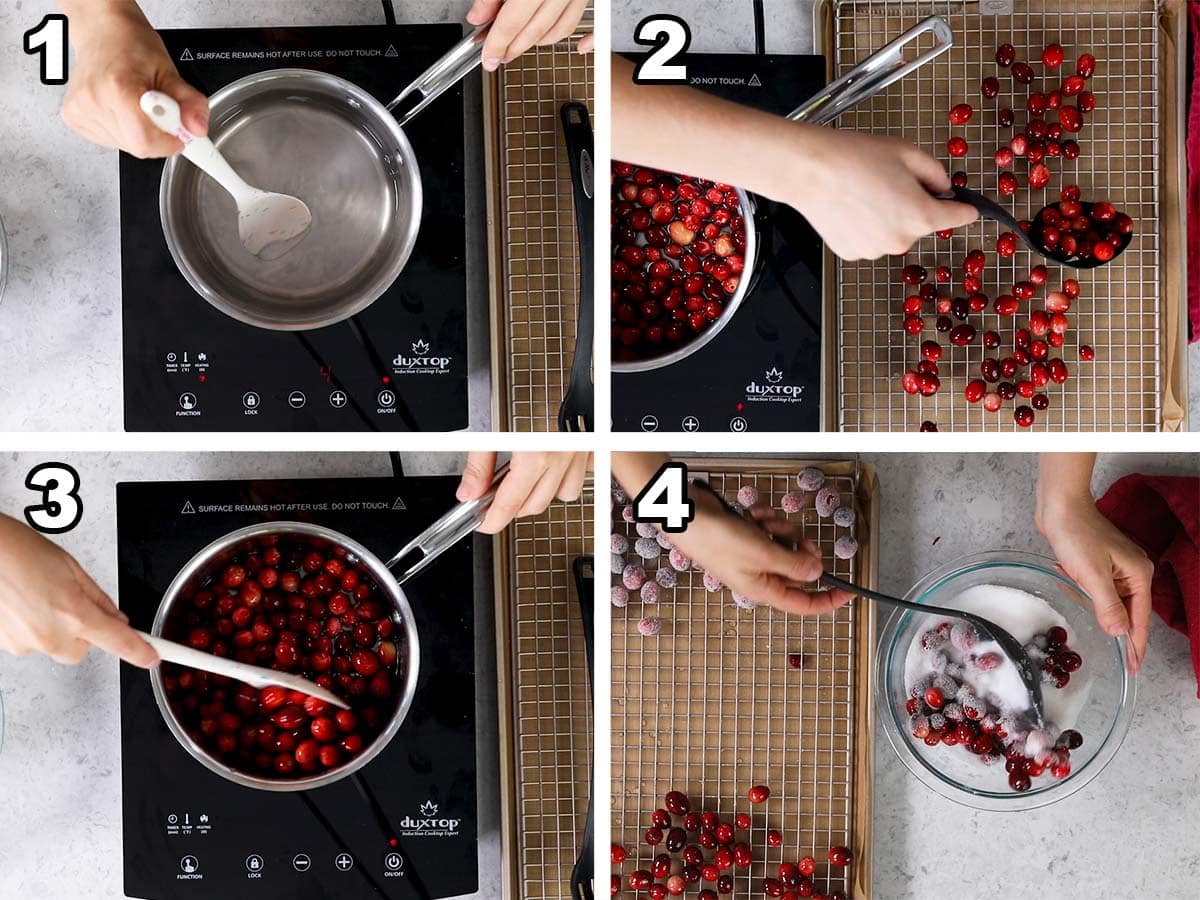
[
  {"left": 499, "top": 479, "right": 594, "bottom": 899},
  {"left": 610, "top": 460, "right": 877, "bottom": 899},
  {"left": 830, "top": 0, "right": 1164, "bottom": 431},
  {"left": 490, "top": 11, "right": 595, "bottom": 432}
]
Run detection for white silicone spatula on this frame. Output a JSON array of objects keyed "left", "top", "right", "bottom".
[
  {"left": 137, "top": 630, "right": 349, "bottom": 709},
  {"left": 139, "top": 90, "right": 313, "bottom": 257}
]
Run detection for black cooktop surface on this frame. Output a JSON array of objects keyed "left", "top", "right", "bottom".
[
  {"left": 613, "top": 52, "right": 825, "bottom": 433},
  {"left": 121, "top": 25, "right": 469, "bottom": 432},
  {"left": 117, "top": 475, "right": 477, "bottom": 900}
]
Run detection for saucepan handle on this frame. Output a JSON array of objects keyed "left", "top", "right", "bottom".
[
  {"left": 788, "top": 15, "right": 954, "bottom": 126},
  {"left": 385, "top": 460, "right": 509, "bottom": 584},
  {"left": 387, "top": 24, "right": 490, "bottom": 128}
]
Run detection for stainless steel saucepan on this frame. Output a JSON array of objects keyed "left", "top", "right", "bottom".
[
  {"left": 614, "top": 15, "right": 955, "bottom": 373},
  {"left": 149, "top": 463, "right": 506, "bottom": 791},
  {"left": 159, "top": 26, "right": 490, "bottom": 331}
]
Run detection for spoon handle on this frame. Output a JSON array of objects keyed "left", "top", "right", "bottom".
[
  {"left": 820, "top": 572, "right": 991, "bottom": 633},
  {"left": 136, "top": 630, "right": 349, "bottom": 709},
  {"left": 139, "top": 91, "right": 256, "bottom": 205}
]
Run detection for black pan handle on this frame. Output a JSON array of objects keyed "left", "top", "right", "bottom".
[{"left": 560, "top": 102, "right": 594, "bottom": 404}]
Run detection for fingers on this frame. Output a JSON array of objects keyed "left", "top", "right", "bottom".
[
  {"left": 467, "top": 0, "right": 504, "bottom": 26},
  {"left": 754, "top": 577, "right": 852, "bottom": 617},
  {"left": 478, "top": 455, "right": 544, "bottom": 533},
  {"left": 109, "top": 78, "right": 186, "bottom": 158},
  {"left": 924, "top": 197, "right": 981, "bottom": 232},
  {"left": 1079, "top": 564, "right": 1133, "bottom": 647},
  {"left": 457, "top": 451, "right": 499, "bottom": 501},
  {"left": 1117, "top": 552, "right": 1155, "bottom": 674},
  {"left": 557, "top": 452, "right": 590, "bottom": 502},
  {"left": 516, "top": 463, "right": 572, "bottom": 520},
  {"left": 159, "top": 71, "right": 211, "bottom": 137},
  {"left": 48, "top": 638, "right": 91, "bottom": 667},
  {"left": 76, "top": 604, "right": 159, "bottom": 669},
  {"left": 904, "top": 145, "right": 954, "bottom": 194},
  {"left": 544, "top": 0, "right": 590, "bottom": 46},
  {"left": 482, "top": 0, "right": 559, "bottom": 70},
  {"left": 577, "top": 32, "right": 594, "bottom": 54}
]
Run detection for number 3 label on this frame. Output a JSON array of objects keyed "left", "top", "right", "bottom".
[
  {"left": 633, "top": 463, "right": 694, "bottom": 533},
  {"left": 633, "top": 15, "right": 691, "bottom": 84},
  {"left": 24, "top": 463, "right": 83, "bottom": 534}
]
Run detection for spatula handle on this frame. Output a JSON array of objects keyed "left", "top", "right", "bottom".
[{"left": 139, "top": 90, "right": 255, "bottom": 205}]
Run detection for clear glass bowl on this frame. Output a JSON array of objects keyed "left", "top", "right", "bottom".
[
  {"left": 876, "top": 550, "right": 1136, "bottom": 811},
  {"left": 0, "top": 212, "right": 8, "bottom": 304}
]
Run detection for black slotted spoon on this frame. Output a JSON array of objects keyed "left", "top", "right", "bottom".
[{"left": 558, "top": 102, "right": 594, "bottom": 432}]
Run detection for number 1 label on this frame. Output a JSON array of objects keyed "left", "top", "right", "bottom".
[{"left": 24, "top": 14, "right": 69, "bottom": 86}]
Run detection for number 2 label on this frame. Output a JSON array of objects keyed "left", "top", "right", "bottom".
[
  {"left": 633, "top": 15, "right": 691, "bottom": 84},
  {"left": 24, "top": 14, "right": 69, "bottom": 86}
]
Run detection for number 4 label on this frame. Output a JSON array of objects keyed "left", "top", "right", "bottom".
[
  {"left": 24, "top": 14, "right": 69, "bottom": 86},
  {"left": 633, "top": 15, "right": 690, "bottom": 84},
  {"left": 633, "top": 463, "right": 694, "bottom": 533}
]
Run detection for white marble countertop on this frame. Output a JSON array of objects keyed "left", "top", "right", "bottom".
[
  {"left": 0, "top": 451, "right": 503, "bottom": 900},
  {"left": 0, "top": 0, "right": 494, "bottom": 432},
  {"left": 612, "top": 0, "right": 1198, "bottom": 430}
]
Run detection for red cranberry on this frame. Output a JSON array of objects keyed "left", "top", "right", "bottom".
[
  {"left": 1011, "top": 62, "right": 1035, "bottom": 84},
  {"left": 947, "top": 137, "right": 969, "bottom": 157},
  {"left": 995, "top": 44, "right": 1016, "bottom": 67},
  {"left": 747, "top": 784, "right": 770, "bottom": 804},
  {"left": 948, "top": 103, "right": 973, "bottom": 125},
  {"left": 827, "top": 846, "right": 852, "bottom": 867},
  {"left": 1042, "top": 43, "right": 1064, "bottom": 68},
  {"left": 664, "top": 790, "right": 691, "bottom": 815},
  {"left": 981, "top": 76, "right": 1000, "bottom": 98}
]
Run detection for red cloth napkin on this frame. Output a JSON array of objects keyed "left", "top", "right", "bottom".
[
  {"left": 1097, "top": 474, "right": 1200, "bottom": 697},
  {"left": 1189, "top": 2, "right": 1199, "bottom": 341}
]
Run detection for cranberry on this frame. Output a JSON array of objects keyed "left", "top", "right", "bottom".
[
  {"left": 1028, "top": 163, "right": 1051, "bottom": 190},
  {"left": 664, "top": 790, "right": 690, "bottom": 815},
  {"left": 949, "top": 324, "right": 976, "bottom": 346},
  {"left": 1042, "top": 43, "right": 1065, "bottom": 68},
  {"left": 1076, "top": 53, "right": 1096, "bottom": 78},
  {"left": 767, "top": 830, "right": 783, "bottom": 847},
  {"left": 732, "top": 842, "right": 753, "bottom": 868},
  {"left": 948, "top": 103, "right": 973, "bottom": 125},
  {"left": 947, "top": 136, "right": 969, "bottom": 157},
  {"left": 1014, "top": 406, "right": 1035, "bottom": 428},
  {"left": 981, "top": 76, "right": 1000, "bottom": 98},
  {"left": 995, "top": 44, "right": 1016, "bottom": 66},
  {"left": 747, "top": 784, "right": 770, "bottom": 804},
  {"left": 999, "top": 107, "right": 1015, "bottom": 127},
  {"left": 998, "top": 172, "right": 1018, "bottom": 196},
  {"left": 734, "top": 812, "right": 752, "bottom": 829},
  {"left": 995, "top": 146, "right": 1014, "bottom": 168},
  {"left": 1079, "top": 345, "right": 1094, "bottom": 361},
  {"left": 827, "top": 846, "right": 852, "bottom": 867},
  {"left": 923, "top": 687, "right": 944, "bottom": 710},
  {"left": 900, "top": 264, "right": 927, "bottom": 285},
  {"left": 651, "top": 808, "right": 670, "bottom": 828},
  {"left": 700, "top": 864, "right": 720, "bottom": 883},
  {"left": 1011, "top": 62, "right": 1035, "bottom": 84},
  {"left": 715, "top": 822, "right": 735, "bottom": 844}
]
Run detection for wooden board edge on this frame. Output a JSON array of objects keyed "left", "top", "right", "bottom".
[
  {"left": 492, "top": 528, "right": 521, "bottom": 900},
  {"left": 852, "top": 464, "right": 880, "bottom": 900},
  {"left": 1158, "top": 0, "right": 1188, "bottom": 431},
  {"left": 482, "top": 70, "right": 511, "bottom": 433}
]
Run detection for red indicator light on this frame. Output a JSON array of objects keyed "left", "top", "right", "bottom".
[
  {"left": 388, "top": 838, "right": 398, "bottom": 847},
  {"left": 381, "top": 375, "right": 391, "bottom": 385},
  {"left": 198, "top": 375, "right": 207, "bottom": 383},
  {"left": 736, "top": 402, "right": 743, "bottom": 411}
]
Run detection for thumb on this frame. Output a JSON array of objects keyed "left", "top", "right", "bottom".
[
  {"left": 1078, "top": 567, "right": 1132, "bottom": 638},
  {"left": 458, "top": 452, "right": 498, "bottom": 501},
  {"left": 159, "top": 71, "right": 210, "bottom": 138},
  {"left": 467, "top": 0, "right": 503, "bottom": 26},
  {"left": 759, "top": 537, "right": 824, "bottom": 585}
]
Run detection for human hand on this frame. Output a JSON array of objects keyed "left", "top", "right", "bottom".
[
  {"left": 776, "top": 127, "right": 979, "bottom": 260},
  {"left": 666, "top": 488, "right": 855, "bottom": 616},
  {"left": 0, "top": 514, "right": 158, "bottom": 667},
  {"left": 58, "top": 0, "right": 209, "bottom": 157},
  {"left": 457, "top": 451, "right": 591, "bottom": 533},
  {"left": 467, "top": 0, "right": 592, "bottom": 70},
  {"left": 1036, "top": 493, "right": 1153, "bottom": 674}
]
